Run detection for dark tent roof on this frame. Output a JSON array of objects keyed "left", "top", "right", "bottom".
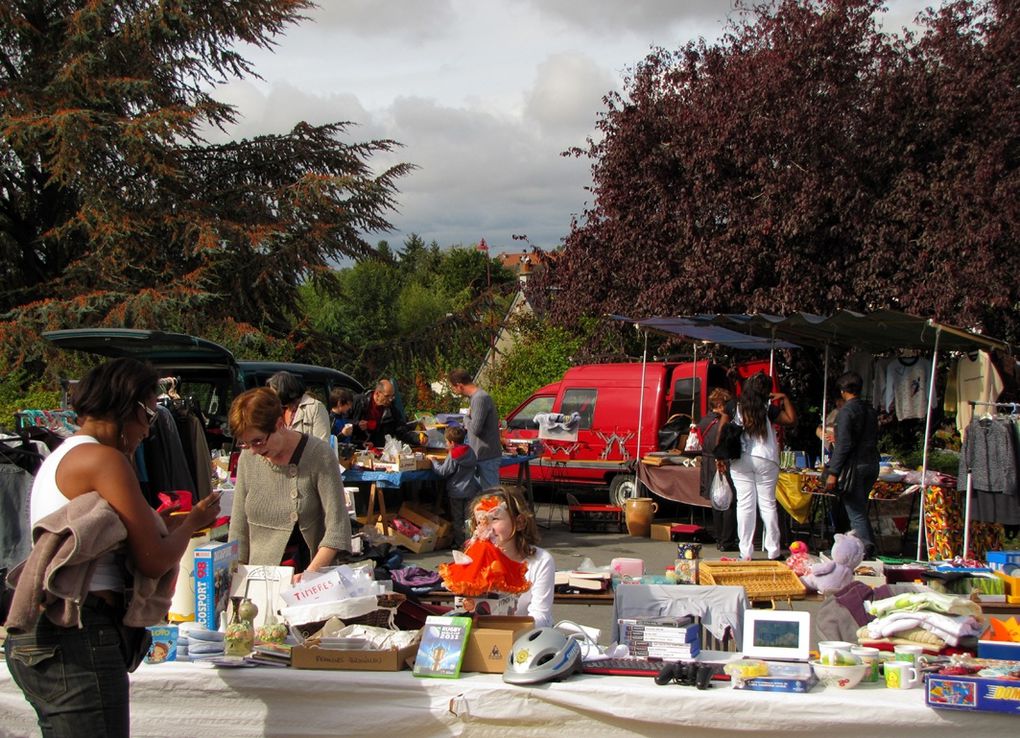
[
  {"left": 611, "top": 315, "right": 798, "bottom": 350},
  {"left": 674, "top": 309, "right": 1007, "bottom": 354}
]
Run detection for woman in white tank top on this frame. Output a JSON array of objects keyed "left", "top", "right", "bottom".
[{"left": 5, "top": 358, "right": 221, "bottom": 738}]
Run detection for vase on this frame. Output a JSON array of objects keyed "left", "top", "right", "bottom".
[{"left": 624, "top": 497, "right": 658, "bottom": 537}]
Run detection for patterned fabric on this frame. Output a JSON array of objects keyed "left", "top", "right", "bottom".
[{"left": 922, "top": 485, "right": 1005, "bottom": 560}]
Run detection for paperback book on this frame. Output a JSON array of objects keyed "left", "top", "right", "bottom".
[{"left": 413, "top": 615, "right": 473, "bottom": 679}]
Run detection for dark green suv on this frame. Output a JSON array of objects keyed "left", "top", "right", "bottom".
[{"left": 43, "top": 329, "right": 363, "bottom": 444}]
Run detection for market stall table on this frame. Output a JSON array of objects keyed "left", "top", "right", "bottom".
[
  {"left": 2, "top": 660, "right": 1011, "bottom": 737},
  {"left": 345, "top": 453, "right": 536, "bottom": 525},
  {"left": 636, "top": 461, "right": 706, "bottom": 508}
]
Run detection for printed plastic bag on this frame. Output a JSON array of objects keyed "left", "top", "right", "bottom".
[{"left": 710, "top": 471, "right": 734, "bottom": 511}]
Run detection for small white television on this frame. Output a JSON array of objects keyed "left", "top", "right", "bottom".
[{"left": 741, "top": 610, "right": 811, "bottom": 662}]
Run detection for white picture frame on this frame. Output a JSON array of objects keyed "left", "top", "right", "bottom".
[{"left": 741, "top": 610, "right": 811, "bottom": 662}]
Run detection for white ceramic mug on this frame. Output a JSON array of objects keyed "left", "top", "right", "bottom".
[
  {"left": 893, "top": 644, "right": 924, "bottom": 666},
  {"left": 818, "top": 640, "right": 857, "bottom": 666},
  {"left": 883, "top": 660, "right": 921, "bottom": 689},
  {"left": 851, "top": 646, "right": 881, "bottom": 683}
]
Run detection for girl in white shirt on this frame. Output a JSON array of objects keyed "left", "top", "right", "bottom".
[{"left": 469, "top": 489, "right": 555, "bottom": 628}]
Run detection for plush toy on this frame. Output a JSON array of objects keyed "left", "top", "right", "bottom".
[
  {"left": 800, "top": 533, "right": 866, "bottom": 595},
  {"left": 784, "top": 540, "right": 814, "bottom": 577}
]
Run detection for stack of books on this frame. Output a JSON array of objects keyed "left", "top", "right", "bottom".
[{"left": 618, "top": 616, "right": 700, "bottom": 660}]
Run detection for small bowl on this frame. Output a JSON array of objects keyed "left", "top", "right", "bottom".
[{"left": 810, "top": 660, "right": 868, "bottom": 689}]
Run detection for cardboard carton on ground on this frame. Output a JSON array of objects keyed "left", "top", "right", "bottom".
[
  {"left": 387, "top": 503, "right": 445, "bottom": 553},
  {"left": 650, "top": 521, "right": 677, "bottom": 542},
  {"left": 291, "top": 641, "right": 419, "bottom": 671},
  {"left": 400, "top": 502, "right": 453, "bottom": 549},
  {"left": 461, "top": 616, "right": 535, "bottom": 673}
]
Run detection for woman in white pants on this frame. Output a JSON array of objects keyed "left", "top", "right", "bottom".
[{"left": 718, "top": 372, "right": 796, "bottom": 560}]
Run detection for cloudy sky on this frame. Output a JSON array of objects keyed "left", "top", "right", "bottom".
[{"left": 205, "top": 0, "right": 933, "bottom": 255}]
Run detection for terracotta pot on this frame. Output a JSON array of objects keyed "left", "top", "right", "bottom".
[{"left": 624, "top": 497, "right": 658, "bottom": 537}]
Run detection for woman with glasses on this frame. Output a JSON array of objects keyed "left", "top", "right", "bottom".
[
  {"left": 5, "top": 358, "right": 221, "bottom": 737},
  {"left": 227, "top": 387, "right": 350, "bottom": 576}
]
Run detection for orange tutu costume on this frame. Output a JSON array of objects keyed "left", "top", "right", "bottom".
[{"left": 438, "top": 538, "right": 530, "bottom": 596}]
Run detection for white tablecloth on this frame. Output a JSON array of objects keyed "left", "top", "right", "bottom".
[{"left": 1, "top": 660, "right": 1013, "bottom": 737}]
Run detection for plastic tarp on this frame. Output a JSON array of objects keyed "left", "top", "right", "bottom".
[
  {"left": 611, "top": 315, "right": 798, "bottom": 350},
  {"left": 681, "top": 309, "right": 1007, "bottom": 353}
]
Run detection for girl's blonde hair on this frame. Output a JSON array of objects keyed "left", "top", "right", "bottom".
[{"left": 468, "top": 487, "right": 538, "bottom": 558}]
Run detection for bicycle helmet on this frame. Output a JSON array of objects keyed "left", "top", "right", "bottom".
[{"left": 503, "top": 627, "right": 582, "bottom": 685}]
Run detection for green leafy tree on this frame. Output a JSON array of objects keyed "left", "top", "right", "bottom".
[
  {"left": 0, "top": 1, "right": 412, "bottom": 380},
  {"left": 533, "top": 0, "right": 1020, "bottom": 344}
]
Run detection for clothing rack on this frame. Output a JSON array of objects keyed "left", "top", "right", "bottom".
[{"left": 961, "top": 401, "right": 1017, "bottom": 558}]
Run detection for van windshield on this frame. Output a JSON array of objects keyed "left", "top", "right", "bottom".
[{"left": 506, "top": 395, "right": 555, "bottom": 430}]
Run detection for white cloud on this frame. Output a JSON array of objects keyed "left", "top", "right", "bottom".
[{"left": 207, "top": 0, "right": 932, "bottom": 252}]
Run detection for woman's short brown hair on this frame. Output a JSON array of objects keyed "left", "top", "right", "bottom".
[
  {"left": 708, "top": 387, "right": 733, "bottom": 410},
  {"left": 229, "top": 387, "right": 282, "bottom": 437}
]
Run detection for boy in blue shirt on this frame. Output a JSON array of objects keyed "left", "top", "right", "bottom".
[
  {"left": 432, "top": 425, "right": 481, "bottom": 548},
  {"left": 329, "top": 387, "right": 355, "bottom": 440}
]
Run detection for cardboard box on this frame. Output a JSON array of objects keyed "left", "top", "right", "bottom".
[
  {"left": 977, "top": 640, "right": 1020, "bottom": 660},
  {"left": 387, "top": 503, "right": 445, "bottom": 553},
  {"left": 650, "top": 521, "right": 676, "bottom": 542},
  {"left": 461, "top": 616, "right": 534, "bottom": 673},
  {"left": 927, "top": 671, "right": 1020, "bottom": 713},
  {"left": 194, "top": 540, "right": 239, "bottom": 630},
  {"left": 291, "top": 642, "right": 418, "bottom": 671}
]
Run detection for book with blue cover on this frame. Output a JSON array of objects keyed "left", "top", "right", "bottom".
[{"left": 413, "top": 615, "right": 472, "bottom": 679}]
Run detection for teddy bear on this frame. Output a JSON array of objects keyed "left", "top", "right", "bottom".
[{"left": 800, "top": 533, "right": 865, "bottom": 595}]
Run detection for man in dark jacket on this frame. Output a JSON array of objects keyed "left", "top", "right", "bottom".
[
  {"left": 350, "top": 379, "right": 422, "bottom": 448},
  {"left": 824, "top": 371, "right": 880, "bottom": 557}
]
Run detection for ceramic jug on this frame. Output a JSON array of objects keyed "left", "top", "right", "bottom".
[{"left": 624, "top": 497, "right": 658, "bottom": 537}]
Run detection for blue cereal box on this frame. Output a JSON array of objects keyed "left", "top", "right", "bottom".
[
  {"left": 194, "top": 540, "right": 239, "bottom": 630},
  {"left": 145, "top": 624, "right": 179, "bottom": 664}
]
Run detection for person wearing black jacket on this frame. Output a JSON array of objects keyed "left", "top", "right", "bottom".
[
  {"left": 699, "top": 388, "right": 738, "bottom": 551},
  {"left": 824, "top": 371, "right": 880, "bottom": 557},
  {"left": 349, "top": 379, "right": 423, "bottom": 448}
]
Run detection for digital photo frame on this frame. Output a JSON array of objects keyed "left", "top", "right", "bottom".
[{"left": 741, "top": 610, "right": 811, "bottom": 662}]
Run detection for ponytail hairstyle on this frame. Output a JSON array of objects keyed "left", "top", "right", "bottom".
[{"left": 737, "top": 371, "right": 772, "bottom": 439}]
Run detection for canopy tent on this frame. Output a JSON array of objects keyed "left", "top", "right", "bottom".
[{"left": 654, "top": 309, "right": 1010, "bottom": 559}]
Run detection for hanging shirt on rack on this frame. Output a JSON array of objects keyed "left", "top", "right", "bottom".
[
  {"left": 953, "top": 351, "right": 1004, "bottom": 436},
  {"left": 885, "top": 356, "right": 932, "bottom": 420}
]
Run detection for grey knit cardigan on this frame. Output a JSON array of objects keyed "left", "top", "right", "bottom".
[{"left": 228, "top": 434, "right": 351, "bottom": 567}]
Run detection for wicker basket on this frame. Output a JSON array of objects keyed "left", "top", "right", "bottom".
[
  {"left": 344, "top": 592, "right": 406, "bottom": 629},
  {"left": 699, "top": 560, "right": 806, "bottom": 601}
]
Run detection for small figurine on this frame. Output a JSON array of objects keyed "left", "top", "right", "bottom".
[{"left": 784, "top": 540, "right": 813, "bottom": 577}]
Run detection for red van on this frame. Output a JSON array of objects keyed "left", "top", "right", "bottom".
[{"left": 499, "top": 359, "right": 772, "bottom": 506}]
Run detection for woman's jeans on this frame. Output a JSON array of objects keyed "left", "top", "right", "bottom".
[
  {"left": 841, "top": 462, "right": 879, "bottom": 555},
  {"left": 729, "top": 454, "right": 782, "bottom": 560},
  {"left": 4, "top": 598, "right": 131, "bottom": 738}
]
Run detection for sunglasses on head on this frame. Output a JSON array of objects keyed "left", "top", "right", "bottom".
[{"left": 138, "top": 402, "right": 158, "bottom": 427}]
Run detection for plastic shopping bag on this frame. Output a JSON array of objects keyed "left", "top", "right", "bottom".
[{"left": 710, "top": 471, "right": 734, "bottom": 511}]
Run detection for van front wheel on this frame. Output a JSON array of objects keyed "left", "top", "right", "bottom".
[{"left": 609, "top": 475, "right": 642, "bottom": 508}]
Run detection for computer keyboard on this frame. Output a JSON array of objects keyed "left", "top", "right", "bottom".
[{"left": 581, "top": 657, "right": 662, "bottom": 677}]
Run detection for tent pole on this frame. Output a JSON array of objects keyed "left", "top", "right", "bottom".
[
  {"left": 916, "top": 327, "right": 942, "bottom": 561},
  {"left": 820, "top": 344, "right": 830, "bottom": 469},
  {"left": 635, "top": 329, "right": 649, "bottom": 496},
  {"left": 769, "top": 328, "right": 776, "bottom": 376}
]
